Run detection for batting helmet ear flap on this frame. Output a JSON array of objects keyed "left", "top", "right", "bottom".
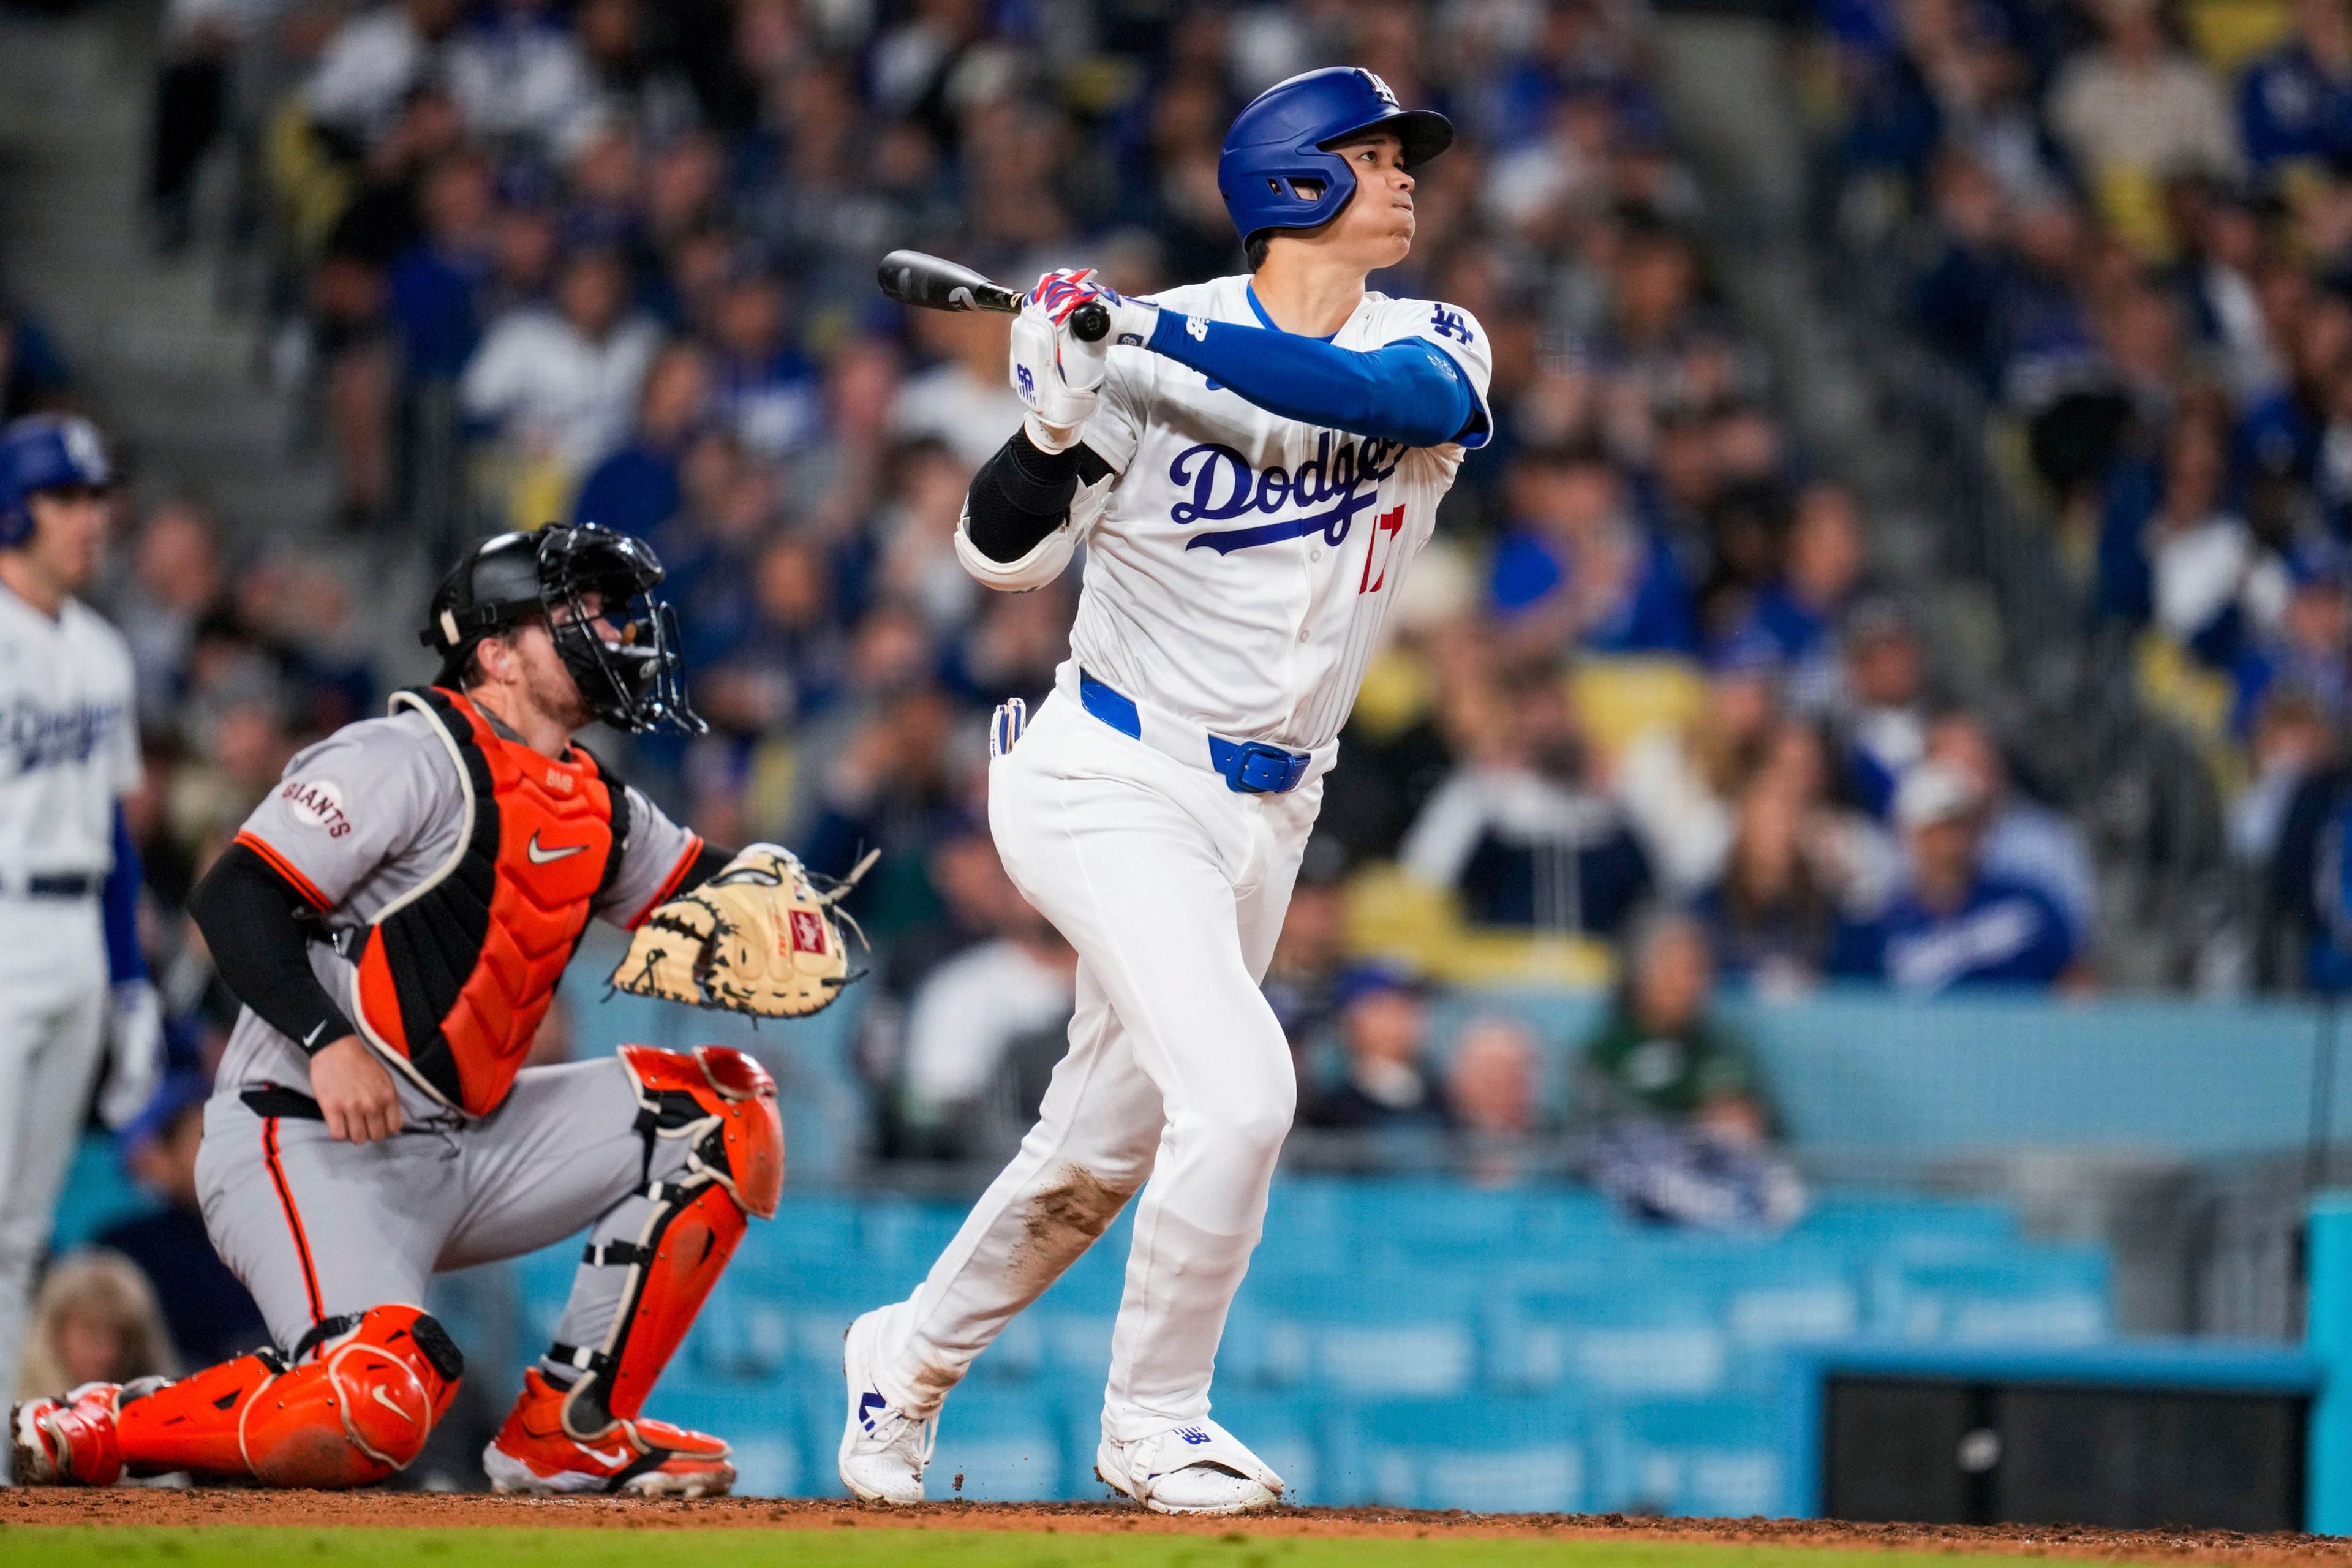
[
  {"left": 0, "top": 415, "right": 114, "bottom": 548},
  {"left": 1218, "top": 67, "right": 1453, "bottom": 241}
]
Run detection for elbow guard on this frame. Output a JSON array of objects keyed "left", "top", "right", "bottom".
[
  {"left": 957, "top": 432, "right": 1111, "bottom": 589},
  {"left": 956, "top": 509, "right": 1078, "bottom": 591}
]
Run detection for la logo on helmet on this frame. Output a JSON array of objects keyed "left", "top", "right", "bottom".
[
  {"left": 60, "top": 418, "right": 104, "bottom": 477},
  {"left": 1359, "top": 70, "right": 1400, "bottom": 108}
]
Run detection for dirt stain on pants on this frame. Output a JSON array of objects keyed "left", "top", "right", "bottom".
[{"left": 1011, "top": 1163, "right": 1136, "bottom": 1294}]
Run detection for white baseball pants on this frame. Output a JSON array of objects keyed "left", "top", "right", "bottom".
[
  {"left": 869, "top": 687, "right": 1321, "bottom": 1443},
  {"left": 0, "top": 902, "right": 108, "bottom": 1475}
]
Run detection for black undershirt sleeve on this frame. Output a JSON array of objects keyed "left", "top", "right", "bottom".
[
  {"left": 187, "top": 842, "right": 359, "bottom": 1057},
  {"left": 964, "top": 429, "right": 1112, "bottom": 564},
  {"left": 676, "top": 841, "right": 734, "bottom": 893}
]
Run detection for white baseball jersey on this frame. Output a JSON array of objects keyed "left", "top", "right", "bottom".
[
  {"left": 0, "top": 586, "right": 139, "bottom": 883},
  {"left": 1060, "top": 275, "right": 1492, "bottom": 752},
  {"left": 868, "top": 277, "right": 1491, "bottom": 1460}
]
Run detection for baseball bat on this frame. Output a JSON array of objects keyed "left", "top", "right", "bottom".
[{"left": 876, "top": 249, "right": 1110, "bottom": 343}]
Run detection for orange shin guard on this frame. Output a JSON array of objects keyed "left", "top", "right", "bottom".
[
  {"left": 564, "top": 1178, "right": 748, "bottom": 1434},
  {"left": 556, "top": 1046, "right": 781, "bottom": 1438},
  {"left": 118, "top": 1305, "right": 464, "bottom": 1486}
]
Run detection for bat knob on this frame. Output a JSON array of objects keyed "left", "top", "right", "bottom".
[{"left": 1069, "top": 301, "right": 1110, "bottom": 344}]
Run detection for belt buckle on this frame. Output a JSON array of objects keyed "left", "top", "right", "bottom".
[{"left": 1229, "top": 741, "right": 1302, "bottom": 794}]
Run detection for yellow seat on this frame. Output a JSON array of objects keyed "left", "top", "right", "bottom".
[
  {"left": 264, "top": 96, "right": 356, "bottom": 258},
  {"left": 2090, "top": 164, "right": 2177, "bottom": 263},
  {"left": 1343, "top": 862, "right": 1615, "bottom": 990},
  {"left": 2182, "top": 0, "right": 2296, "bottom": 73},
  {"left": 1349, "top": 644, "right": 1436, "bottom": 744},
  {"left": 2134, "top": 630, "right": 2250, "bottom": 799},
  {"left": 2135, "top": 630, "right": 2233, "bottom": 738},
  {"left": 1569, "top": 655, "right": 1708, "bottom": 760}
]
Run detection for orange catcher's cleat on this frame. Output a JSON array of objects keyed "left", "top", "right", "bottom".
[
  {"left": 483, "top": 1370, "right": 735, "bottom": 1497},
  {"left": 10, "top": 1383, "right": 127, "bottom": 1487}
]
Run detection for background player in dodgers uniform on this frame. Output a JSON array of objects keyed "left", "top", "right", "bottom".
[
  {"left": 0, "top": 416, "right": 161, "bottom": 1485},
  {"left": 12, "top": 523, "right": 858, "bottom": 1496},
  {"left": 840, "top": 67, "right": 1491, "bottom": 1515}
]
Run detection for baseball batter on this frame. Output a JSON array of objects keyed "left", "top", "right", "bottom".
[
  {"left": 0, "top": 415, "right": 160, "bottom": 1486},
  {"left": 840, "top": 68, "right": 1490, "bottom": 1515},
  {"left": 12, "top": 524, "right": 855, "bottom": 1496}
]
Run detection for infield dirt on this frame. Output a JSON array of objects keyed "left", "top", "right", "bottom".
[{"left": 6, "top": 1490, "right": 2351, "bottom": 1565}]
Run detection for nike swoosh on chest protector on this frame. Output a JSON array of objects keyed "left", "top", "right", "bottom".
[{"left": 526, "top": 832, "right": 589, "bottom": 865}]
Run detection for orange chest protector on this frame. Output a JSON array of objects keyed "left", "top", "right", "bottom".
[{"left": 352, "top": 687, "right": 631, "bottom": 1115}]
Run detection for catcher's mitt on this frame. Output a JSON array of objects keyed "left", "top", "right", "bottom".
[{"left": 610, "top": 844, "right": 876, "bottom": 1019}]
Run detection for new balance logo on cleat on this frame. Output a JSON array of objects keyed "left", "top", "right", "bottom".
[
  {"left": 858, "top": 1391, "right": 887, "bottom": 1433},
  {"left": 1175, "top": 1425, "right": 1212, "bottom": 1445}
]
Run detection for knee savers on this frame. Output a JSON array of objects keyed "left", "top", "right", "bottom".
[
  {"left": 620, "top": 1044, "right": 784, "bottom": 1220},
  {"left": 554, "top": 1045, "right": 782, "bottom": 1438},
  {"left": 116, "top": 1305, "right": 464, "bottom": 1486}
]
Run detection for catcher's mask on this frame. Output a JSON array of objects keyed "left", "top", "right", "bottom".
[{"left": 422, "top": 524, "right": 705, "bottom": 736}]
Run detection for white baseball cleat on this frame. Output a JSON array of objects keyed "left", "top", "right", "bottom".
[
  {"left": 837, "top": 1310, "right": 935, "bottom": 1506},
  {"left": 1096, "top": 1418, "right": 1283, "bottom": 1515}
]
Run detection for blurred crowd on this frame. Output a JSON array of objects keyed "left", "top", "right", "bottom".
[
  {"left": 1825, "top": 0, "right": 2352, "bottom": 986},
  {"left": 0, "top": 0, "right": 2179, "bottom": 1267}
]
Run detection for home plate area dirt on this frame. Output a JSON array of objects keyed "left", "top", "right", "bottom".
[{"left": 9, "top": 1489, "right": 2352, "bottom": 1564}]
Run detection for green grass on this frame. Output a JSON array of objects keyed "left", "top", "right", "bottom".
[{"left": 0, "top": 1530, "right": 2130, "bottom": 1568}]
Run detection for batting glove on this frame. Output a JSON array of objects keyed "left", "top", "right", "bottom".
[
  {"left": 1011, "top": 273, "right": 1101, "bottom": 453},
  {"left": 1031, "top": 268, "right": 1159, "bottom": 363},
  {"left": 98, "top": 978, "right": 164, "bottom": 1130}
]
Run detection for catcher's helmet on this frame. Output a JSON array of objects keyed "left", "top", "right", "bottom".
[
  {"left": 0, "top": 415, "right": 113, "bottom": 548},
  {"left": 421, "top": 523, "right": 703, "bottom": 735},
  {"left": 1218, "top": 67, "right": 1453, "bottom": 244}
]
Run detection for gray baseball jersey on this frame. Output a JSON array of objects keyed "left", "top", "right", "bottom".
[
  {"left": 198, "top": 697, "right": 710, "bottom": 1352},
  {"left": 214, "top": 702, "right": 699, "bottom": 1100}
]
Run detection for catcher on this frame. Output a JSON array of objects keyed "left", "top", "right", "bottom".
[{"left": 11, "top": 524, "right": 862, "bottom": 1496}]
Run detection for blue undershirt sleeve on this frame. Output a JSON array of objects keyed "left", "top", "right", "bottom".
[
  {"left": 1146, "top": 309, "right": 1483, "bottom": 448},
  {"left": 104, "top": 802, "right": 148, "bottom": 985}
]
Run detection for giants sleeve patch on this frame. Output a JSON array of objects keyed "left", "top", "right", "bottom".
[{"left": 279, "top": 778, "right": 353, "bottom": 839}]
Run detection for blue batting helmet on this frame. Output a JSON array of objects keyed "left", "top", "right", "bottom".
[
  {"left": 1218, "top": 67, "right": 1453, "bottom": 243},
  {"left": 0, "top": 415, "right": 113, "bottom": 548}
]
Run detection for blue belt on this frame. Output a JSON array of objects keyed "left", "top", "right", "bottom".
[{"left": 1078, "top": 671, "right": 1312, "bottom": 795}]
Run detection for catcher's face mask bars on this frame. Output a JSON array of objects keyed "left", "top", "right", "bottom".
[{"left": 541, "top": 527, "right": 707, "bottom": 737}]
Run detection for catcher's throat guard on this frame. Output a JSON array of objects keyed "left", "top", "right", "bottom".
[
  {"left": 550, "top": 1044, "right": 783, "bottom": 1438},
  {"left": 610, "top": 844, "right": 875, "bottom": 1019}
]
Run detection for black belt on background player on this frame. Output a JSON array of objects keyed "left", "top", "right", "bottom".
[{"left": 2, "top": 872, "right": 98, "bottom": 899}]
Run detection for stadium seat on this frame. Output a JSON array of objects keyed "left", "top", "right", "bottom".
[
  {"left": 1569, "top": 657, "right": 1708, "bottom": 760},
  {"left": 1588, "top": 1395, "right": 1792, "bottom": 1518},
  {"left": 1871, "top": 1251, "right": 2111, "bottom": 1343},
  {"left": 1237, "top": 1272, "right": 1485, "bottom": 1397},
  {"left": 1326, "top": 1396, "right": 1590, "bottom": 1511},
  {"left": 45, "top": 1137, "right": 160, "bottom": 1253}
]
